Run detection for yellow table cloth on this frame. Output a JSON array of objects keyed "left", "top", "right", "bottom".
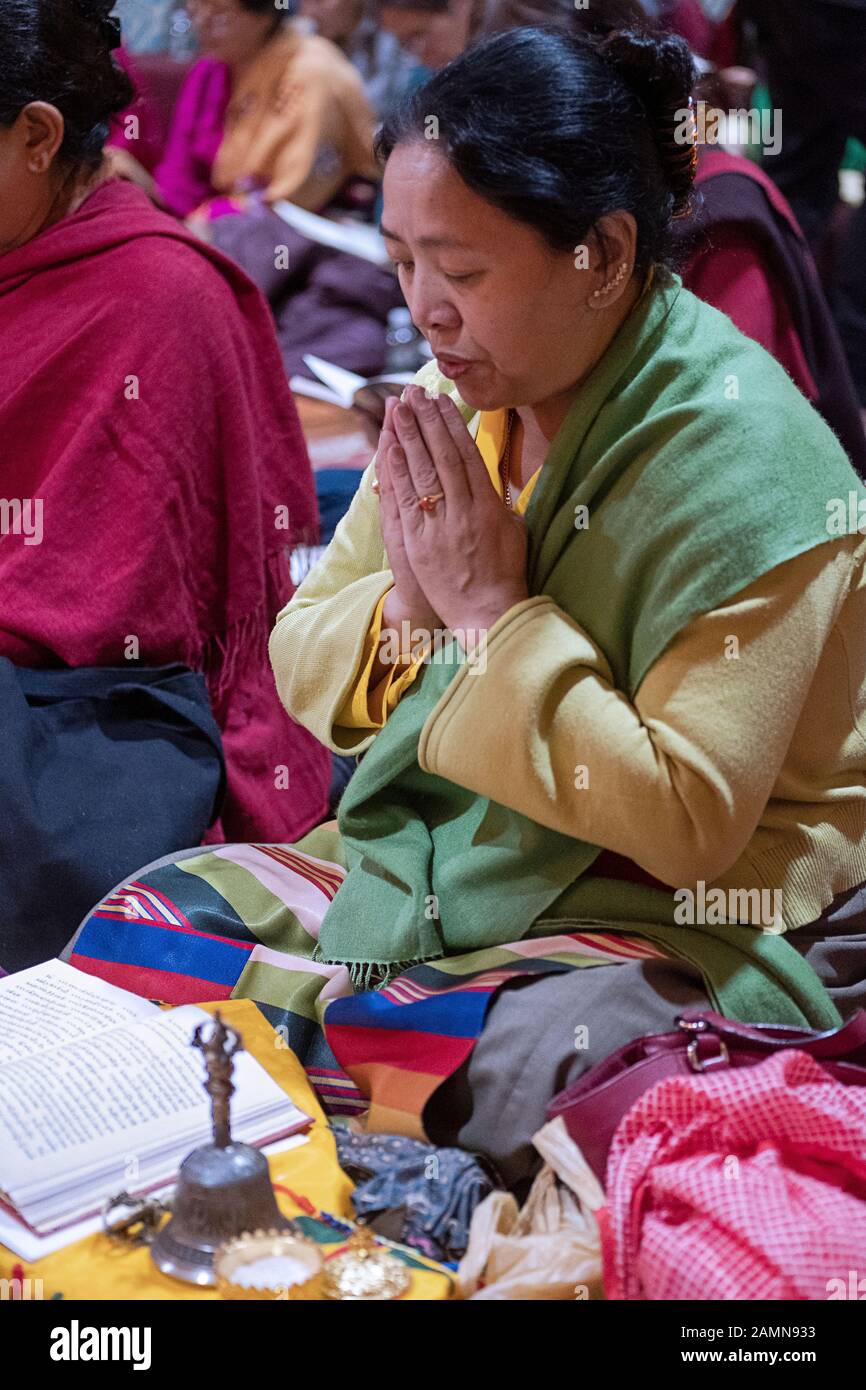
[{"left": 0, "top": 1000, "right": 454, "bottom": 1301}]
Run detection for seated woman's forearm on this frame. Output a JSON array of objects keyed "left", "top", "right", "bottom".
[
  {"left": 421, "top": 596, "right": 742, "bottom": 883},
  {"left": 271, "top": 463, "right": 397, "bottom": 748},
  {"left": 419, "top": 541, "right": 858, "bottom": 886},
  {"left": 271, "top": 568, "right": 394, "bottom": 751}
]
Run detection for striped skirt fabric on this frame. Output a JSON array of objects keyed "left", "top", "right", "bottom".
[{"left": 68, "top": 827, "right": 666, "bottom": 1138}]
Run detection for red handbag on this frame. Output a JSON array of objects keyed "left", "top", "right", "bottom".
[{"left": 546, "top": 1009, "right": 866, "bottom": 1184}]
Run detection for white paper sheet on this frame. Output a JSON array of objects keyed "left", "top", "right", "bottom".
[{"left": 0, "top": 959, "right": 158, "bottom": 1066}]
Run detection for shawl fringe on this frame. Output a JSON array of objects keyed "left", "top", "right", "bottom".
[{"left": 314, "top": 951, "right": 433, "bottom": 991}]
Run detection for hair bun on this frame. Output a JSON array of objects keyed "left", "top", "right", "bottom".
[
  {"left": 598, "top": 28, "right": 697, "bottom": 217},
  {"left": 73, "top": 0, "right": 123, "bottom": 49}
]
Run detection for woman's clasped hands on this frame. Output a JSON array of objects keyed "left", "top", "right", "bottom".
[{"left": 374, "top": 384, "right": 529, "bottom": 656}]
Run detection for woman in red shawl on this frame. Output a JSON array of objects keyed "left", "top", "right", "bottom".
[{"left": 0, "top": 0, "right": 331, "bottom": 844}]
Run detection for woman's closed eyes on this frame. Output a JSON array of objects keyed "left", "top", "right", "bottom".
[{"left": 392, "top": 260, "right": 483, "bottom": 284}]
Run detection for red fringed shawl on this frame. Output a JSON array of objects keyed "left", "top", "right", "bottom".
[{"left": 0, "top": 179, "right": 330, "bottom": 841}]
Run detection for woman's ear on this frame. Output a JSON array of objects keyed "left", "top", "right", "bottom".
[
  {"left": 20, "top": 102, "right": 66, "bottom": 175},
  {"left": 586, "top": 212, "right": 639, "bottom": 307},
  {"left": 591, "top": 211, "right": 638, "bottom": 279}
]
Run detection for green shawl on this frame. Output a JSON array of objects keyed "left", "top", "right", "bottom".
[{"left": 316, "top": 274, "right": 864, "bottom": 1027}]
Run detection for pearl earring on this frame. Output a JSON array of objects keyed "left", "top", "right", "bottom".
[{"left": 590, "top": 260, "right": 630, "bottom": 305}]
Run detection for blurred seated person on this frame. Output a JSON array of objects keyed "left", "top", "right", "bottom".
[
  {"left": 108, "top": 46, "right": 187, "bottom": 176},
  {"left": 739, "top": 0, "right": 866, "bottom": 430},
  {"left": 677, "top": 144, "right": 866, "bottom": 475},
  {"left": 0, "top": 0, "right": 331, "bottom": 846},
  {"left": 299, "top": 0, "right": 420, "bottom": 117},
  {"left": 114, "top": 0, "right": 179, "bottom": 54},
  {"left": 372, "top": 0, "right": 731, "bottom": 82},
  {"left": 651, "top": 0, "right": 737, "bottom": 66},
  {"left": 478, "top": 0, "right": 866, "bottom": 473},
  {"left": 375, "top": 0, "right": 484, "bottom": 69},
  {"left": 109, "top": 0, "right": 378, "bottom": 220},
  {"left": 206, "top": 204, "right": 405, "bottom": 379}
]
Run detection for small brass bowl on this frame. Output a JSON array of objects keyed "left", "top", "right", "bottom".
[
  {"left": 321, "top": 1227, "right": 412, "bottom": 1301},
  {"left": 215, "top": 1229, "right": 325, "bottom": 1300}
]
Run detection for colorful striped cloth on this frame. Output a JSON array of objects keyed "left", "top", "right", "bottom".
[{"left": 68, "top": 832, "right": 665, "bottom": 1138}]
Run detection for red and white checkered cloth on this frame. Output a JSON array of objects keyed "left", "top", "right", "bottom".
[{"left": 600, "top": 1050, "right": 866, "bottom": 1300}]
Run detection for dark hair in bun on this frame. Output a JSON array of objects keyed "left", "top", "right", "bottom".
[
  {"left": 376, "top": 24, "right": 697, "bottom": 274},
  {"left": 598, "top": 27, "right": 697, "bottom": 220},
  {"left": 0, "top": 0, "right": 134, "bottom": 170},
  {"left": 73, "top": 0, "right": 124, "bottom": 49}
]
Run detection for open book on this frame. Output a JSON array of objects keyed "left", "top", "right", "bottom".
[
  {"left": 272, "top": 200, "right": 391, "bottom": 267},
  {"left": 0, "top": 961, "right": 312, "bottom": 1238},
  {"left": 289, "top": 353, "right": 416, "bottom": 408}
]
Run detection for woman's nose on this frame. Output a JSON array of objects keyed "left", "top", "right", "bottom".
[{"left": 407, "top": 275, "right": 460, "bottom": 340}]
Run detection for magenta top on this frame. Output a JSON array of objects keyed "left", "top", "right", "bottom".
[{"left": 153, "top": 59, "right": 233, "bottom": 217}]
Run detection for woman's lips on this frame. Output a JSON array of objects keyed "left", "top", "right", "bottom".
[{"left": 435, "top": 355, "right": 476, "bottom": 380}]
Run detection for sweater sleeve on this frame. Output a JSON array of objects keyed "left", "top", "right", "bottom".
[
  {"left": 333, "top": 588, "right": 425, "bottom": 731},
  {"left": 418, "top": 536, "right": 861, "bottom": 887},
  {"left": 269, "top": 456, "right": 423, "bottom": 749},
  {"left": 269, "top": 460, "right": 389, "bottom": 752},
  {"left": 269, "top": 460, "right": 424, "bottom": 743}
]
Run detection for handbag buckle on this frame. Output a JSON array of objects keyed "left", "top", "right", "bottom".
[
  {"left": 677, "top": 1016, "right": 731, "bottom": 1072},
  {"left": 686, "top": 1036, "right": 730, "bottom": 1072}
]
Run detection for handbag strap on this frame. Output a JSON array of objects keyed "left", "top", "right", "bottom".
[{"left": 679, "top": 1008, "right": 866, "bottom": 1057}]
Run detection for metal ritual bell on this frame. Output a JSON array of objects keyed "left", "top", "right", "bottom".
[{"left": 151, "top": 1013, "right": 291, "bottom": 1287}]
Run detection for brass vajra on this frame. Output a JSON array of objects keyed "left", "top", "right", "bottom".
[{"left": 192, "top": 1012, "right": 243, "bottom": 1149}]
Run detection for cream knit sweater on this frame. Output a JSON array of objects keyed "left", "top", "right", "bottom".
[{"left": 271, "top": 451, "right": 866, "bottom": 932}]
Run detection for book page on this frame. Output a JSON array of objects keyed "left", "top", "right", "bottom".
[
  {"left": 0, "top": 1006, "right": 306, "bottom": 1199},
  {"left": 0, "top": 1007, "right": 218, "bottom": 1176},
  {"left": 0, "top": 959, "right": 158, "bottom": 1066}
]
